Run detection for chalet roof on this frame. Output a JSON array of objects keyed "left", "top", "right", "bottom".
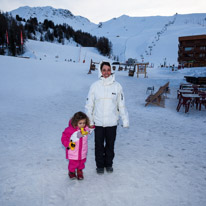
[{"left": 179, "top": 34, "right": 206, "bottom": 41}]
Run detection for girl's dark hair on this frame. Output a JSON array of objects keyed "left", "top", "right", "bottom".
[
  {"left": 100, "top": 61, "right": 111, "bottom": 70},
  {"left": 71, "top": 111, "right": 90, "bottom": 128}
]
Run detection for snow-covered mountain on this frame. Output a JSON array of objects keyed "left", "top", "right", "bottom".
[
  {"left": 10, "top": 6, "right": 206, "bottom": 66},
  {"left": 92, "top": 13, "right": 206, "bottom": 64},
  {"left": 10, "top": 6, "right": 96, "bottom": 31}
]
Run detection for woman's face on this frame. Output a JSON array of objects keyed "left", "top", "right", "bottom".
[{"left": 101, "top": 65, "right": 111, "bottom": 78}]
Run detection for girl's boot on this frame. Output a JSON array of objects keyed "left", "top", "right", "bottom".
[
  {"left": 77, "top": 169, "right": 84, "bottom": 180},
  {"left": 69, "top": 171, "right": 76, "bottom": 179}
]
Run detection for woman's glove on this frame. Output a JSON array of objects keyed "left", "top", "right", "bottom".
[
  {"left": 85, "top": 126, "right": 95, "bottom": 134},
  {"left": 121, "top": 124, "right": 129, "bottom": 128}
]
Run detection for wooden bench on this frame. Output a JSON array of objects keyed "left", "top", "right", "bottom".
[{"left": 145, "top": 82, "right": 170, "bottom": 107}]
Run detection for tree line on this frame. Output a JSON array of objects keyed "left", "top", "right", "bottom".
[
  {"left": 0, "top": 12, "right": 26, "bottom": 56},
  {"left": 0, "top": 12, "right": 112, "bottom": 56}
]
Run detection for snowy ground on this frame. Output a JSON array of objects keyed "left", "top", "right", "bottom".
[{"left": 0, "top": 55, "right": 206, "bottom": 206}]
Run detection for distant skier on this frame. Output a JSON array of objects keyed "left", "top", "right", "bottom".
[
  {"left": 85, "top": 61, "right": 129, "bottom": 174},
  {"left": 61, "top": 111, "right": 94, "bottom": 180}
]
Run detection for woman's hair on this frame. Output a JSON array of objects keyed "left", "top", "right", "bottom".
[
  {"left": 100, "top": 61, "right": 111, "bottom": 71},
  {"left": 71, "top": 111, "right": 90, "bottom": 128}
]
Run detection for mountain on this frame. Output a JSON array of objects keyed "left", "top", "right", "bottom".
[
  {"left": 92, "top": 13, "right": 206, "bottom": 65},
  {"left": 10, "top": 6, "right": 206, "bottom": 66},
  {"left": 10, "top": 6, "right": 96, "bottom": 31}
]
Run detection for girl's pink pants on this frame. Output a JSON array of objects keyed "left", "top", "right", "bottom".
[{"left": 68, "top": 158, "right": 86, "bottom": 172}]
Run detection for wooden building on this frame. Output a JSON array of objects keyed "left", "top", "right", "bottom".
[{"left": 178, "top": 35, "right": 206, "bottom": 67}]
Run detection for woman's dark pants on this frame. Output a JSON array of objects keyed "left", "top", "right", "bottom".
[{"left": 94, "top": 126, "right": 117, "bottom": 168}]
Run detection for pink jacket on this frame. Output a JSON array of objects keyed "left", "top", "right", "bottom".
[{"left": 61, "top": 121, "right": 90, "bottom": 160}]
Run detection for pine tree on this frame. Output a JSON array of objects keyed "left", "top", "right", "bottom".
[{"left": 96, "top": 37, "right": 112, "bottom": 56}]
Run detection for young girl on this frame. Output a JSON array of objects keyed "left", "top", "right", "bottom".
[{"left": 61, "top": 111, "right": 94, "bottom": 180}]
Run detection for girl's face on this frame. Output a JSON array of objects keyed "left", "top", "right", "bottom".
[
  {"left": 101, "top": 65, "right": 111, "bottom": 78},
  {"left": 77, "top": 119, "right": 86, "bottom": 129}
]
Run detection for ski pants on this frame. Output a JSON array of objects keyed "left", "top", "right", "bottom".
[
  {"left": 94, "top": 126, "right": 117, "bottom": 168},
  {"left": 68, "top": 158, "right": 86, "bottom": 172}
]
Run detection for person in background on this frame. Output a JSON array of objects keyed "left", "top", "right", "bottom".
[{"left": 85, "top": 61, "right": 129, "bottom": 174}]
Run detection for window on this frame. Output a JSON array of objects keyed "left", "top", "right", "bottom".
[
  {"left": 200, "top": 46, "right": 206, "bottom": 50},
  {"left": 199, "top": 53, "right": 205, "bottom": 58},
  {"left": 185, "top": 54, "right": 193, "bottom": 57},
  {"left": 184, "top": 47, "right": 193, "bottom": 51}
]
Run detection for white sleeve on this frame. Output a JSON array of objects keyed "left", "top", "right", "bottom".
[
  {"left": 117, "top": 85, "right": 129, "bottom": 127},
  {"left": 85, "top": 85, "right": 95, "bottom": 125}
]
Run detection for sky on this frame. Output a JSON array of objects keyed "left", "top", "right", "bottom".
[{"left": 0, "top": 0, "right": 206, "bottom": 23}]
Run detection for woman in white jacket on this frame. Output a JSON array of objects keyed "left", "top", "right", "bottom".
[{"left": 85, "top": 61, "right": 129, "bottom": 174}]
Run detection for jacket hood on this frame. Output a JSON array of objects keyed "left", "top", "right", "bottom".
[
  {"left": 68, "top": 120, "right": 78, "bottom": 133},
  {"left": 68, "top": 120, "right": 72, "bottom": 127},
  {"left": 98, "top": 61, "right": 115, "bottom": 84}
]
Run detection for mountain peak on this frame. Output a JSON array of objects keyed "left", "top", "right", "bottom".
[
  {"left": 11, "top": 6, "right": 74, "bottom": 20},
  {"left": 10, "top": 6, "right": 96, "bottom": 31}
]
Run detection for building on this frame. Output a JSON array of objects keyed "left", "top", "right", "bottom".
[{"left": 178, "top": 35, "right": 206, "bottom": 67}]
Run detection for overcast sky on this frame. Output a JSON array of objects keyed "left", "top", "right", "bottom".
[{"left": 0, "top": 0, "right": 206, "bottom": 23}]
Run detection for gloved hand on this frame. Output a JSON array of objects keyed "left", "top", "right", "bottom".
[
  {"left": 121, "top": 124, "right": 129, "bottom": 128},
  {"left": 85, "top": 126, "right": 95, "bottom": 134},
  {"left": 81, "top": 128, "right": 89, "bottom": 136}
]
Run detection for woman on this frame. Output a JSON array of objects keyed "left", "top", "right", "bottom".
[{"left": 85, "top": 61, "right": 129, "bottom": 174}]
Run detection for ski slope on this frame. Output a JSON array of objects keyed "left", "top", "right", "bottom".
[
  {"left": 0, "top": 42, "right": 206, "bottom": 205},
  {"left": 11, "top": 6, "right": 206, "bottom": 65}
]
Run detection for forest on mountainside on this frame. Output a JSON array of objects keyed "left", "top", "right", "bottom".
[{"left": 0, "top": 12, "right": 112, "bottom": 56}]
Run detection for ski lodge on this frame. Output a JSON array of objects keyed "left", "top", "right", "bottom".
[{"left": 178, "top": 34, "right": 206, "bottom": 67}]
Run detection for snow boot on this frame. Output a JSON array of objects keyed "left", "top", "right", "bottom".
[
  {"left": 106, "top": 167, "right": 113, "bottom": 173},
  {"left": 77, "top": 169, "right": 84, "bottom": 180},
  {"left": 69, "top": 171, "right": 76, "bottom": 180},
  {"left": 96, "top": 168, "right": 104, "bottom": 174}
]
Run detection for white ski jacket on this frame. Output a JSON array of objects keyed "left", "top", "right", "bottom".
[{"left": 85, "top": 64, "right": 129, "bottom": 127}]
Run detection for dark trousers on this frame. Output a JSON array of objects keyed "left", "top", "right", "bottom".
[{"left": 94, "top": 126, "right": 117, "bottom": 168}]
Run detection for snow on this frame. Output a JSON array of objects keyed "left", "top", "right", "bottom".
[
  {"left": 23, "top": 40, "right": 109, "bottom": 63},
  {"left": 83, "top": 13, "right": 206, "bottom": 65},
  {"left": 10, "top": 7, "right": 206, "bottom": 65},
  {"left": 0, "top": 38, "right": 206, "bottom": 205}
]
